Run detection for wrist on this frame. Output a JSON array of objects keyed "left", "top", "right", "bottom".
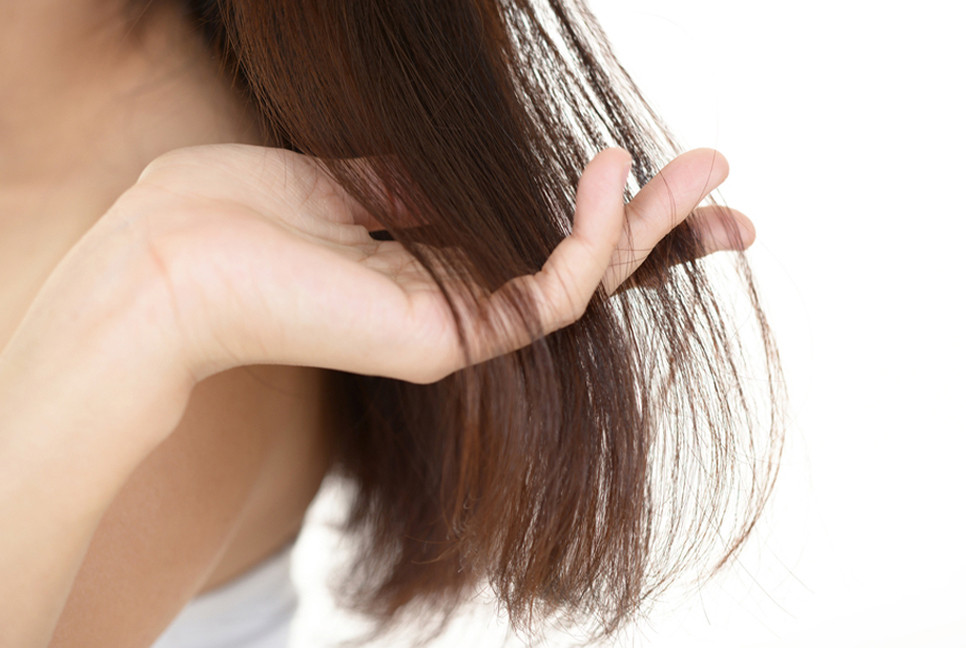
[
  {"left": 0, "top": 210, "right": 199, "bottom": 457},
  {"left": 0, "top": 302, "right": 196, "bottom": 466}
]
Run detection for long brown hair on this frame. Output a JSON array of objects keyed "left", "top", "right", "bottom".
[{"left": 145, "top": 0, "right": 785, "bottom": 641}]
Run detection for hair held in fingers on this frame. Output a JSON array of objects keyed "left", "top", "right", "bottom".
[{"left": 152, "top": 0, "right": 787, "bottom": 641}]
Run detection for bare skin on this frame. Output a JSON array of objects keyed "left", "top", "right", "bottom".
[
  {"left": 0, "top": 1, "right": 753, "bottom": 646},
  {"left": 1, "top": 1, "right": 335, "bottom": 645}
]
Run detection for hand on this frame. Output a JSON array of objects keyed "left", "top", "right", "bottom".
[
  {"left": 0, "top": 142, "right": 750, "bottom": 648},
  {"left": 110, "top": 144, "right": 749, "bottom": 385}
]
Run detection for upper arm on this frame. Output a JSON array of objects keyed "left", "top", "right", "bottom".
[{"left": 48, "top": 365, "right": 329, "bottom": 648}]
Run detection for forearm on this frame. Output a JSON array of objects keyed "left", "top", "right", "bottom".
[
  {"left": 0, "top": 396, "right": 138, "bottom": 648},
  {"left": 0, "top": 268, "right": 194, "bottom": 647}
]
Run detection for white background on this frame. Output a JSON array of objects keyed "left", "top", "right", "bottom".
[{"left": 290, "top": 1, "right": 966, "bottom": 646}]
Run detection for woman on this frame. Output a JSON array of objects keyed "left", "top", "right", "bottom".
[{"left": 0, "top": 0, "right": 783, "bottom": 646}]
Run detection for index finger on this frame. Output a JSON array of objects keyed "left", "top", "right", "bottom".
[
  {"left": 454, "top": 148, "right": 633, "bottom": 367},
  {"left": 601, "top": 148, "right": 731, "bottom": 294}
]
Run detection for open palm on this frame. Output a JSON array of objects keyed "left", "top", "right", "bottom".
[{"left": 117, "top": 144, "right": 746, "bottom": 383}]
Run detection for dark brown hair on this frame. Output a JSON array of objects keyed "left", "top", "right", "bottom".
[{"left": 147, "top": 0, "right": 784, "bottom": 642}]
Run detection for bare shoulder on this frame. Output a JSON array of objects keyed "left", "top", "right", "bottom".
[{"left": 50, "top": 364, "right": 333, "bottom": 647}]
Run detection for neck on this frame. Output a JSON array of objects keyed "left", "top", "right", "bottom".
[
  {"left": 0, "top": 0, "right": 261, "bottom": 186},
  {"left": 0, "top": 0, "right": 263, "bottom": 339}
]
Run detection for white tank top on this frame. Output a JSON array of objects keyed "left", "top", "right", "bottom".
[{"left": 151, "top": 540, "right": 298, "bottom": 648}]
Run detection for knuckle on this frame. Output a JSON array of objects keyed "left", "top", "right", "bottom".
[
  {"left": 563, "top": 297, "right": 588, "bottom": 328},
  {"left": 541, "top": 273, "right": 585, "bottom": 331},
  {"left": 404, "top": 360, "right": 450, "bottom": 385}
]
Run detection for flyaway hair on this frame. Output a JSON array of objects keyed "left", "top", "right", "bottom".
[{"left": 145, "top": 0, "right": 785, "bottom": 642}]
